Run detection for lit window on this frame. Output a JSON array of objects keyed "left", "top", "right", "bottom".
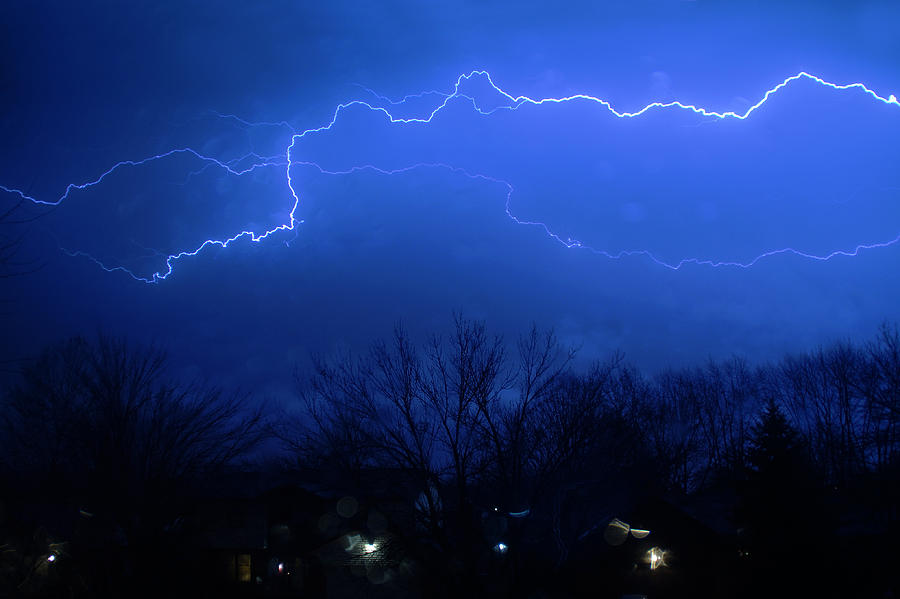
[{"left": 237, "top": 554, "right": 251, "bottom": 582}]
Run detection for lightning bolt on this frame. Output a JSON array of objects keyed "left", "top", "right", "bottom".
[{"left": 2, "top": 70, "right": 898, "bottom": 282}]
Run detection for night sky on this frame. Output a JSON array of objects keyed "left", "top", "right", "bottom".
[{"left": 2, "top": 0, "right": 900, "bottom": 404}]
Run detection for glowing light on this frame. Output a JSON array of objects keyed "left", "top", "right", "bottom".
[
  {"left": 494, "top": 542, "right": 508, "bottom": 554},
  {"left": 4, "top": 70, "right": 899, "bottom": 281},
  {"left": 363, "top": 543, "right": 377, "bottom": 554},
  {"left": 648, "top": 547, "right": 666, "bottom": 570},
  {"left": 47, "top": 554, "right": 56, "bottom": 563},
  {"left": 277, "top": 562, "right": 284, "bottom": 574}
]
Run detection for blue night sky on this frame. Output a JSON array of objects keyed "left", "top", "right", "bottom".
[{"left": 2, "top": 0, "right": 900, "bottom": 402}]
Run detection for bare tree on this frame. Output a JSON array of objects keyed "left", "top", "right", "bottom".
[
  {"left": 776, "top": 341, "right": 868, "bottom": 485},
  {"left": 690, "top": 357, "right": 763, "bottom": 481},
  {"left": 418, "top": 316, "right": 513, "bottom": 514},
  {"left": 283, "top": 317, "right": 515, "bottom": 535},
  {"left": 473, "top": 324, "right": 575, "bottom": 513},
  {"left": 0, "top": 188, "right": 46, "bottom": 375},
  {"left": 0, "top": 192, "right": 43, "bottom": 281},
  {"left": 650, "top": 369, "right": 705, "bottom": 493},
  {"left": 1, "top": 335, "right": 267, "bottom": 532},
  {"left": 857, "top": 323, "right": 900, "bottom": 472}
]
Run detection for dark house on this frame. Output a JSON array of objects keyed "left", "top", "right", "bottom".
[
  {"left": 564, "top": 493, "right": 740, "bottom": 599},
  {"left": 183, "top": 469, "right": 413, "bottom": 598}
]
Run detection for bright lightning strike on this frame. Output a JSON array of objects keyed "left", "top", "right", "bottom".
[{"left": 2, "top": 71, "right": 898, "bottom": 282}]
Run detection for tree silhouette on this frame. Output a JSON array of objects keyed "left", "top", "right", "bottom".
[
  {"left": 0, "top": 194, "right": 43, "bottom": 281},
  {"left": 3, "top": 335, "right": 266, "bottom": 492},
  {"left": 0, "top": 335, "right": 268, "bottom": 596},
  {"left": 747, "top": 399, "right": 803, "bottom": 476},
  {"left": 737, "top": 399, "right": 830, "bottom": 597},
  {"left": 282, "top": 316, "right": 580, "bottom": 596},
  {"left": 0, "top": 187, "right": 45, "bottom": 375}
]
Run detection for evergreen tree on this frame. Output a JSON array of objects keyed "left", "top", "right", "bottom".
[
  {"left": 747, "top": 398, "right": 804, "bottom": 478},
  {"left": 738, "top": 399, "right": 831, "bottom": 597}
]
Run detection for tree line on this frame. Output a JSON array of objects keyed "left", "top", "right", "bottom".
[
  {"left": 280, "top": 316, "right": 900, "bottom": 596},
  {"left": 285, "top": 315, "right": 900, "bottom": 501},
  {"left": 2, "top": 319, "right": 899, "bottom": 597}
]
